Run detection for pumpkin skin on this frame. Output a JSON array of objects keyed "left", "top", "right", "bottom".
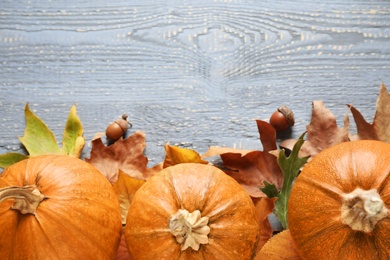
[
  {"left": 125, "top": 163, "right": 259, "bottom": 260},
  {"left": 288, "top": 140, "right": 390, "bottom": 260},
  {"left": 0, "top": 155, "right": 122, "bottom": 260}
]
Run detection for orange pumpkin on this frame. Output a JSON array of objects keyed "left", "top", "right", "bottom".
[
  {"left": 288, "top": 140, "right": 390, "bottom": 259},
  {"left": 0, "top": 155, "right": 122, "bottom": 259},
  {"left": 125, "top": 163, "right": 259, "bottom": 259}
]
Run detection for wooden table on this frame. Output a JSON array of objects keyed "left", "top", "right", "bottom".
[{"left": 1, "top": 0, "right": 389, "bottom": 166}]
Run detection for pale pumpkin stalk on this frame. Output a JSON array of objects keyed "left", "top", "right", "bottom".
[
  {"left": 169, "top": 209, "right": 211, "bottom": 251},
  {"left": 261, "top": 133, "right": 309, "bottom": 229},
  {"left": 341, "top": 188, "right": 389, "bottom": 233},
  {"left": 0, "top": 185, "right": 45, "bottom": 214}
]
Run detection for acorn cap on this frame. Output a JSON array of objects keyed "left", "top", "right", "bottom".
[
  {"left": 115, "top": 114, "right": 130, "bottom": 132},
  {"left": 277, "top": 105, "right": 295, "bottom": 127}
]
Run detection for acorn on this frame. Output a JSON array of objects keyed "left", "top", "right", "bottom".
[
  {"left": 105, "top": 114, "right": 132, "bottom": 141},
  {"left": 269, "top": 105, "right": 295, "bottom": 132}
]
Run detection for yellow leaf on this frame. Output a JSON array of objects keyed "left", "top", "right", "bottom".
[
  {"left": 112, "top": 170, "right": 146, "bottom": 224},
  {"left": 163, "top": 144, "right": 208, "bottom": 168},
  {"left": 18, "top": 103, "right": 62, "bottom": 156},
  {"left": 61, "top": 104, "right": 85, "bottom": 157}
]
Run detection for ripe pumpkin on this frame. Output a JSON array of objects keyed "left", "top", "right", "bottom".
[
  {"left": 125, "top": 163, "right": 259, "bottom": 260},
  {"left": 0, "top": 154, "right": 122, "bottom": 259},
  {"left": 288, "top": 140, "right": 390, "bottom": 260}
]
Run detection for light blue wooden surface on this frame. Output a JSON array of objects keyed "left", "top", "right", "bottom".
[{"left": 1, "top": 0, "right": 389, "bottom": 165}]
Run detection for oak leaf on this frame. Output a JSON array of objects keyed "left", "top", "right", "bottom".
[
  {"left": 85, "top": 131, "right": 162, "bottom": 183},
  {"left": 300, "top": 100, "right": 349, "bottom": 157},
  {"left": 348, "top": 83, "right": 390, "bottom": 142},
  {"left": 203, "top": 120, "right": 283, "bottom": 198}
]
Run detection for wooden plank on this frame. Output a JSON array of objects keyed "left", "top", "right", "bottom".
[{"left": 0, "top": 0, "right": 389, "bottom": 166}]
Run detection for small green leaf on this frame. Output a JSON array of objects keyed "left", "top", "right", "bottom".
[
  {"left": 261, "top": 181, "right": 279, "bottom": 198},
  {"left": 61, "top": 105, "right": 85, "bottom": 157},
  {"left": 0, "top": 153, "right": 29, "bottom": 169},
  {"left": 261, "top": 132, "right": 309, "bottom": 230},
  {"left": 19, "top": 104, "right": 62, "bottom": 156}
]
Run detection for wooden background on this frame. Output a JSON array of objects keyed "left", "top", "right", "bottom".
[{"left": 1, "top": 0, "right": 389, "bottom": 166}]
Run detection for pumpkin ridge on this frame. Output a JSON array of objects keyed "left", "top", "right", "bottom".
[
  {"left": 297, "top": 174, "right": 343, "bottom": 201},
  {"left": 34, "top": 219, "right": 62, "bottom": 259},
  {"left": 376, "top": 169, "right": 390, "bottom": 197},
  {"left": 37, "top": 205, "right": 113, "bottom": 258},
  {"left": 167, "top": 165, "right": 213, "bottom": 213}
]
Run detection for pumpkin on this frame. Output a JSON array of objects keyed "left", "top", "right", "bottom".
[
  {"left": 124, "top": 163, "right": 259, "bottom": 259},
  {"left": 288, "top": 140, "right": 390, "bottom": 260},
  {"left": 0, "top": 154, "right": 122, "bottom": 259}
]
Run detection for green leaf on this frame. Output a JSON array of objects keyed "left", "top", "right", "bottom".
[
  {"left": 61, "top": 105, "right": 85, "bottom": 157},
  {"left": 261, "top": 132, "right": 309, "bottom": 230},
  {"left": 261, "top": 180, "right": 279, "bottom": 198},
  {"left": 18, "top": 103, "right": 62, "bottom": 156},
  {"left": 0, "top": 153, "right": 29, "bottom": 169}
]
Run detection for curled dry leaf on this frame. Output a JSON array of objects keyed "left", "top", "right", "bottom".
[
  {"left": 115, "top": 231, "right": 132, "bottom": 260},
  {"left": 252, "top": 197, "right": 277, "bottom": 252},
  {"left": 113, "top": 170, "right": 145, "bottom": 224},
  {"left": 202, "top": 147, "right": 254, "bottom": 158},
  {"left": 163, "top": 144, "right": 208, "bottom": 168},
  {"left": 255, "top": 229, "right": 302, "bottom": 260},
  {"left": 348, "top": 83, "right": 390, "bottom": 143},
  {"left": 203, "top": 120, "right": 283, "bottom": 198},
  {"left": 85, "top": 131, "right": 161, "bottom": 183},
  {"left": 300, "top": 100, "right": 349, "bottom": 157}
]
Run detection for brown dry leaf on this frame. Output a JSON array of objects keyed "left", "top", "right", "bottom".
[
  {"left": 253, "top": 197, "right": 277, "bottom": 252},
  {"left": 255, "top": 229, "right": 302, "bottom": 260},
  {"left": 113, "top": 170, "right": 146, "bottom": 224},
  {"left": 115, "top": 230, "right": 132, "bottom": 260},
  {"left": 204, "top": 120, "right": 283, "bottom": 198},
  {"left": 86, "top": 131, "right": 160, "bottom": 183},
  {"left": 163, "top": 144, "right": 208, "bottom": 168},
  {"left": 348, "top": 83, "right": 390, "bottom": 142},
  {"left": 202, "top": 146, "right": 254, "bottom": 158},
  {"left": 301, "top": 101, "right": 350, "bottom": 157}
]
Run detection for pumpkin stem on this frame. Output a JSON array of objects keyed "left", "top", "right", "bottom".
[
  {"left": 341, "top": 188, "right": 388, "bottom": 233},
  {"left": 0, "top": 185, "right": 45, "bottom": 215},
  {"left": 169, "top": 209, "right": 210, "bottom": 251}
]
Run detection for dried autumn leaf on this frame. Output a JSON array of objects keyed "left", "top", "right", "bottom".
[
  {"left": 163, "top": 144, "right": 208, "bottom": 168},
  {"left": 255, "top": 229, "right": 302, "bottom": 260},
  {"left": 253, "top": 197, "right": 277, "bottom": 252},
  {"left": 115, "top": 231, "right": 131, "bottom": 260},
  {"left": 19, "top": 103, "right": 62, "bottom": 156},
  {"left": 348, "top": 83, "right": 390, "bottom": 142},
  {"left": 113, "top": 170, "right": 145, "bottom": 224},
  {"left": 61, "top": 105, "right": 85, "bottom": 157},
  {"left": 86, "top": 131, "right": 161, "bottom": 183},
  {"left": 202, "top": 147, "right": 254, "bottom": 158},
  {"left": 300, "top": 101, "right": 349, "bottom": 157},
  {"left": 204, "top": 120, "right": 283, "bottom": 198}
]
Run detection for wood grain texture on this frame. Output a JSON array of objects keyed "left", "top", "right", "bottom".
[{"left": 1, "top": 0, "right": 389, "bottom": 166}]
